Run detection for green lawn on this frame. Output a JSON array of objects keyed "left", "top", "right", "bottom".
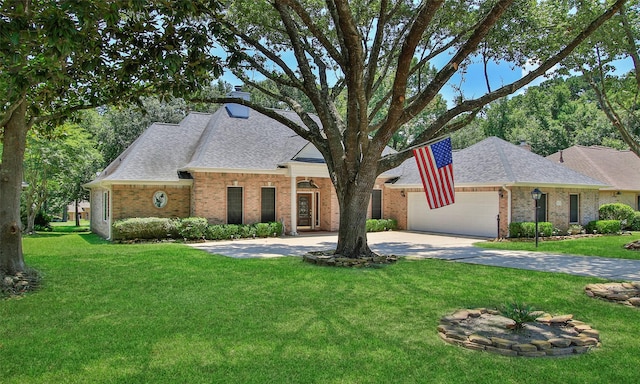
[
  {"left": 49, "top": 220, "right": 91, "bottom": 233},
  {"left": 2, "top": 233, "right": 640, "bottom": 383},
  {"left": 475, "top": 232, "right": 640, "bottom": 260}
]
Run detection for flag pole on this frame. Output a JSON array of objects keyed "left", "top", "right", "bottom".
[{"left": 378, "top": 134, "right": 450, "bottom": 162}]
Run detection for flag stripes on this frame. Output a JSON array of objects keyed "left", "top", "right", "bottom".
[{"left": 413, "top": 137, "right": 455, "bottom": 209}]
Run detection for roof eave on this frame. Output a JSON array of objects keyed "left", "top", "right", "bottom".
[
  {"left": 180, "top": 166, "right": 288, "bottom": 175},
  {"left": 84, "top": 179, "right": 193, "bottom": 188}
]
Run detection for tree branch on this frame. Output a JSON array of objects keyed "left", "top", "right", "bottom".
[
  {"left": 277, "top": 0, "right": 344, "bottom": 68},
  {"left": 377, "top": 0, "right": 628, "bottom": 171}
]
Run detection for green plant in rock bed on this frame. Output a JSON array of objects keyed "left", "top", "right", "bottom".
[{"left": 500, "top": 301, "right": 538, "bottom": 331}]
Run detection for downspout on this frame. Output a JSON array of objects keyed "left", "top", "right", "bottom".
[{"left": 501, "top": 185, "right": 511, "bottom": 238}]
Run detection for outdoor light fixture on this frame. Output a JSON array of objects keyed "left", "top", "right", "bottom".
[{"left": 531, "top": 188, "right": 542, "bottom": 247}]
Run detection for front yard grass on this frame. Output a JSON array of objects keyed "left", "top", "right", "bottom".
[
  {"left": 475, "top": 232, "right": 640, "bottom": 260},
  {"left": 2, "top": 233, "right": 640, "bottom": 383}
]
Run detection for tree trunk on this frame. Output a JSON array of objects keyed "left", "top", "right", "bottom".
[
  {"left": 75, "top": 199, "right": 80, "bottom": 226},
  {"left": 334, "top": 168, "right": 378, "bottom": 259},
  {"left": 0, "top": 101, "right": 27, "bottom": 275},
  {"left": 26, "top": 207, "right": 36, "bottom": 234}
]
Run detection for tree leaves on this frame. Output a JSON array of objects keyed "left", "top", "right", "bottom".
[{"left": 0, "top": 0, "right": 226, "bottom": 126}]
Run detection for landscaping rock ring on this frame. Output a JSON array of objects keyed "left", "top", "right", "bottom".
[
  {"left": 585, "top": 282, "right": 640, "bottom": 307},
  {"left": 438, "top": 308, "right": 601, "bottom": 357}
]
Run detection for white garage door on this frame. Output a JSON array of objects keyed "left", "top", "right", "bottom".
[{"left": 408, "top": 191, "right": 499, "bottom": 237}]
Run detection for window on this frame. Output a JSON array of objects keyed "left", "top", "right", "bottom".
[
  {"left": 371, "top": 190, "right": 382, "bottom": 220},
  {"left": 103, "top": 191, "right": 110, "bottom": 221},
  {"left": 227, "top": 187, "right": 243, "bottom": 224},
  {"left": 261, "top": 187, "right": 276, "bottom": 223},
  {"left": 536, "top": 193, "right": 547, "bottom": 222},
  {"left": 637, "top": 195, "right": 640, "bottom": 211},
  {"left": 569, "top": 194, "right": 579, "bottom": 223}
]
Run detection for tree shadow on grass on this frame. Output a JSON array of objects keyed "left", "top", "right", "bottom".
[{"left": 78, "top": 233, "right": 111, "bottom": 245}]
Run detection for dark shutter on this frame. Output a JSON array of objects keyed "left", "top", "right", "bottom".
[
  {"left": 261, "top": 188, "right": 276, "bottom": 223},
  {"left": 371, "top": 190, "right": 382, "bottom": 220},
  {"left": 537, "top": 194, "right": 547, "bottom": 222},
  {"left": 227, "top": 187, "right": 243, "bottom": 224},
  {"left": 569, "top": 194, "right": 579, "bottom": 223}
]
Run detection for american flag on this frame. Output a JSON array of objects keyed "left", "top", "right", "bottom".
[{"left": 413, "top": 137, "right": 455, "bottom": 209}]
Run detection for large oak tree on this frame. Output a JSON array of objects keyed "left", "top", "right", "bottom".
[
  {"left": 567, "top": 2, "right": 639, "bottom": 156},
  {"left": 210, "top": 0, "right": 628, "bottom": 258},
  {"left": 0, "top": 0, "right": 225, "bottom": 275}
]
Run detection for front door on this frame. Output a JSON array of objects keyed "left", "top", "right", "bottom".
[{"left": 297, "top": 193, "right": 312, "bottom": 227}]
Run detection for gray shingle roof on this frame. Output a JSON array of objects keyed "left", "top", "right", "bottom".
[
  {"left": 183, "top": 108, "right": 310, "bottom": 170},
  {"left": 547, "top": 145, "right": 640, "bottom": 191},
  {"left": 392, "top": 136, "right": 608, "bottom": 188},
  {"left": 87, "top": 107, "right": 322, "bottom": 185},
  {"left": 90, "top": 112, "right": 212, "bottom": 184}
]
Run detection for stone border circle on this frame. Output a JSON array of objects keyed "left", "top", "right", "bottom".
[
  {"left": 585, "top": 282, "right": 640, "bottom": 307},
  {"left": 438, "top": 308, "right": 600, "bottom": 357},
  {"left": 302, "top": 250, "right": 398, "bottom": 267}
]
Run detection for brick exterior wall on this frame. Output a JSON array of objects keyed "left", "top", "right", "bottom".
[
  {"left": 384, "top": 187, "right": 412, "bottom": 229},
  {"left": 89, "top": 188, "right": 110, "bottom": 238},
  {"left": 191, "top": 172, "right": 341, "bottom": 231},
  {"left": 111, "top": 184, "right": 191, "bottom": 221},
  {"left": 598, "top": 191, "right": 640, "bottom": 211},
  {"left": 385, "top": 185, "right": 600, "bottom": 238},
  {"left": 192, "top": 172, "right": 291, "bottom": 226},
  {"left": 91, "top": 175, "right": 605, "bottom": 240},
  {"left": 510, "top": 186, "right": 599, "bottom": 232}
]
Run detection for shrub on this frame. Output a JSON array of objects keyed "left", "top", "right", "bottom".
[
  {"left": 268, "top": 221, "right": 284, "bottom": 236},
  {"left": 630, "top": 212, "right": 640, "bottom": 231},
  {"left": 366, "top": 219, "right": 397, "bottom": 232},
  {"left": 175, "top": 217, "right": 209, "bottom": 240},
  {"left": 255, "top": 222, "right": 271, "bottom": 238},
  {"left": 112, "top": 217, "right": 175, "bottom": 240},
  {"left": 539, "top": 222, "right": 553, "bottom": 237},
  {"left": 205, "top": 224, "right": 226, "bottom": 240},
  {"left": 599, "top": 203, "right": 635, "bottom": 229},
  {"left": 223, "top": 224, "right": 240, "bottom": 239},
  {"left": 240, "top": 225, "right": 257, "bottom": 239},
  {"left": 586, "top": 219, "right": 621, "bottom": 234},
  {"left": 508, "top": 222, "right": 553, "bottom": 238}
]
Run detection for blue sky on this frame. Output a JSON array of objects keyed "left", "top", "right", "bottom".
[{"left": 217, "top": 48, "right": 634, "bottom": 107}]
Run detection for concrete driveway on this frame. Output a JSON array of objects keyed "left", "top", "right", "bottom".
[{"left": 187, "top": 231, "right": 640, "bottom": 281}]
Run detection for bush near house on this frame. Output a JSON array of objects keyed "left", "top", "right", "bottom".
[
  {"left": 599, "top": 203, "right": 635, "bottom": 229},
  {"left": 112, "top": 217, "right": 284, "bottom": 241},
  {"left": 585, "top": 220, "right": 621, "bottom": 234},
  {"left": 112, "top": 217, "right": 177, "bottom": 240},
  {"left": 631, "top": 212, "right": 640, "bottom": 231},
  {"left": 176, "top": 217, "right": 209, "bottom": 240},
  {"left": 113, "top": 217, "right": 396, "bottom": 241},
  {"left": 366, "top": 218, "right": 398, "bottom": 232},
  {"left": 508, "top": 222, "right": 553, "bottom": 238}
]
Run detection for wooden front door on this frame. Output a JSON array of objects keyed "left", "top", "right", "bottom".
[{"left": 297, "top": 193, "right": 312, "bottom": 227}]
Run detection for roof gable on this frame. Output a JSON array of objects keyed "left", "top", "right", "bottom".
[
  {"left": 547, "top": 146, "right": 640, "bottom": 191},
  {"left": 90, "top": 112, "right": 212, "bottom": 184},
  {"left": 182, "top": 108, "right": 311, "bottom": 170}
]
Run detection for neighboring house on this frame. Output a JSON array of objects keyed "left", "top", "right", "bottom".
[
  {"left": 67, "top": 201, "right": 91, "bottom": 221},
  {"left": 85, "top": 90, "right": 607, "bottom": 239},
  {"left": 547, "top": 145, "right": 640, "bottom": 211}
]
